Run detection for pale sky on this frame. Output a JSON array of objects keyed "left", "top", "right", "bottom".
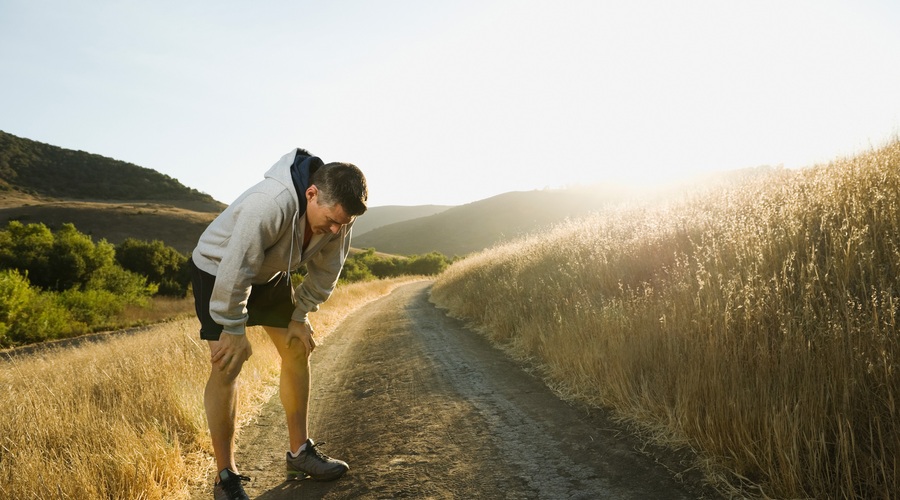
[{"left": 2, "top": 0, "right": 899, "bottom": 207}]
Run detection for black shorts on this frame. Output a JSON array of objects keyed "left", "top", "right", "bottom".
[{"left": 188, "top": 258, "right": 295, "bottom": 340}]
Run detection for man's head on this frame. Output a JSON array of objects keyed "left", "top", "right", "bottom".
[{"left": 305, "top": 162, "right": 368, "bottom": 235}]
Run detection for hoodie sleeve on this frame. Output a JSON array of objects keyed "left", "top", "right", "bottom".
[
  {"left": 291, "top": 224, "right": 353, "bottom": 323},
  {"left": 210, "top": 193, "right": 289, "bottom": 335}
]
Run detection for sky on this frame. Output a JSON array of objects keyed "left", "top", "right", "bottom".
[{"left": 2, "top": 0, "right": 900, "bottom": 208}]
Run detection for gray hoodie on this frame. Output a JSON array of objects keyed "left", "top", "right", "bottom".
[{"left": 191, "top": 149, "right": 352, "bottom": 335}]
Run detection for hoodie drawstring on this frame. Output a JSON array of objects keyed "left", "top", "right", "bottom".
[{"left": 287, "top": 210, "right": 298, "bottom": 287}]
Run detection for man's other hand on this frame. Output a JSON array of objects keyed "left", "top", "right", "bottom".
[
  {"left": 286, "top": 319, "right": 317, "bottom": 356},
  {"left": 210, "top": 332, "right": 253, "bottom": 374}
]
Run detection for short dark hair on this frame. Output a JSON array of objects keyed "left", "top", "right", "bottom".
[{"left": 310, "top": 162, "right": 368, "bottom": 216}]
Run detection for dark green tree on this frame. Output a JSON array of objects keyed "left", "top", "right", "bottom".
[
  {"left": 115, "top": 238, "right": 189, "bottom": 296},
  {"left": 404, "top": 252, "right": 450, "bottom": 276},
  {"left": 0, "top": 221, "right": 54, "bottom": 287},
  {"left": 50, "top": 223, "right": 115, "bottom": 290}
]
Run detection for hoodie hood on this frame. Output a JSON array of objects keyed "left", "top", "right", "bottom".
[
  {"left": 289, "top": 150, "right": 325, "bottom": 218},
  {"left": 262, "top": 149, "right": 321, "bottom": 211}
]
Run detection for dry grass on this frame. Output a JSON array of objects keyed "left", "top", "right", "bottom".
[
  {"left": 118, "top": 296, "right": 197, "bottom": 326},
  {"left": 432, "top": 140, "right": 900, "bottom": 499},
  {"left": 0, "top": 276, "right": 418, "bottom": 499}
]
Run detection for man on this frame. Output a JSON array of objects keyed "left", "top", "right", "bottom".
[{"left": 189, "top": 148, "right": 367, "bottom": 500}]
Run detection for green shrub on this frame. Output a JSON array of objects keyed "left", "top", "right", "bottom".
[
  {"left": 86, "top": 265, "right": 156, "bottom": 306},
  {"left": 339, "top": 258, "right": 375, "bottom": 283},
  {"left": 50, "top": 224, "right": 115, "bottom": 290},
  {"left": 115, "top": 238, "right": 189, "bottom": 297},
  {"left": 0, "top": 269, "right": 32, "bottom": 347},
  {"left": 405, "top": 252, "right": 449, "bottom": 275},
  {"left": 0, "top": 271, "right": 85, "bottom": 346},
  {"left": 0, "top": 222, "right": 117, "bottom": 292},
  {"left": 57, "top": 288, "right": 126, "bottom": 329},
  {"left": 0, "top": 221, "right": 53, "bottom": 288}
]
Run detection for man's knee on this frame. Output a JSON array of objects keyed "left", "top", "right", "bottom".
[
  {"left": 282, "top": 342, "right": 312, "bottom": 368},
  {"left": 288, "top": 343, "right": 313, "bottom": 363}
]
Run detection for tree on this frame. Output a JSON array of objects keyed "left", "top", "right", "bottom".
[
  {"left": 339, "top": 258, "right": 375, "bottom": 283},
  {"left": 50, "top": 223, "right": 114, "bottom": 290},
  {"left": 115, "top": 238, "right": 189, "bottom": 296},
  {"left": 404, "top": 252, "right": 450, "bottom": 276},
  {"left": 0, "top": 221, "right": 53, "bottom": 288}
]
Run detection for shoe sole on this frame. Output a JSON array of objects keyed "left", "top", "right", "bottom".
[{"left": 286, "top": 468, "right": 347, "bottom": 482}]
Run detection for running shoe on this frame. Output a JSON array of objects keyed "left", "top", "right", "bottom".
[{"left": 286, "top": 439, "right": 349, "bottom": 481}]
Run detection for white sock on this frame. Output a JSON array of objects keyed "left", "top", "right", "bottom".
[{"left": 290, "top": 440, "right": 311, "bottom": 457}]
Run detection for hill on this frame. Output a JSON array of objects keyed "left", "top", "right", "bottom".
[
  {"left": 352, "top": 205, "right": 452, "bottom": 236},
  {"left": 0, "top": 130, "right": 224, "bottom": 212},
  {"left": 352, "top": 186, "right": 631, "bottom": 256},
  {"left": 0, "top": 130, "right": 225, "bottom": 252},
  {"left": 0, "top": 196, "right": 216, "bottom": 254}
]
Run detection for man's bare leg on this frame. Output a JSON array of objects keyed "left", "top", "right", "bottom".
[
  {"left": 265, "top": 325, "right": 311, "bottom": 453},
  {"left": 205, "top": 335, "right": 251, "bottom": 474}
]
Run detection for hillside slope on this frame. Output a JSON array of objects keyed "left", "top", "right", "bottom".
[
  {"left": 353, "top": 187, "right": 629, "bottom": 256},
  {"left": 0, "top": 130, "right": 224, "bottom": 212},
  {"left": 0, "top": 198, "right": 215, "bottom": 254},
  {"left": 353, "top": 204, "right": 452, "bottom": 236}
]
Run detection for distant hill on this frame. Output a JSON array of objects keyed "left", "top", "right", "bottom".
[
  {"left": 353, "top": 205, "right": 452, "bottom": 236},
  {"left": 0, "top": 130, "right": 224, "bottom": 212},
  {"left": 0, "top": 130, "right": 226, "bottom": 252},
  {"left": 352, "top": 187, "right": 631, "bottom": 256}
]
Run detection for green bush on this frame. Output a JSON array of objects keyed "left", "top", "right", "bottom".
[
  {"left": 115, "top": 238, "right": 189, "bottom": 297},
  {"left": 86, "top": 265, "right": 156, "bottom": 306},
  {"left": 0, "top": 221, "right": 117, "bottom": 292},
  {"left": 51, "top": 223, "right": 115, "bottom": 290},
  {"left": 0, "top": 269, "right": 31, "bottom": 347},
  {"left": 339, "top": 248, "right": 453, "bottom": 283},
  {"left": 405, "top": 252, "right": 450, "bottom": 275},
  {"left": 0, "top": 221, "right": 54, "bottom": 288},
  {"left": 0, "top": 224, "right": 163, "bottom": 346},
  {"left": 58, "top": 288, "right": 126, "bottom": 329},
  {"left": 0, "top": 270, "right": 85, "bottom": 347},
  {"left": 339, "top": 258, "right": 375, "bottom": 283}
]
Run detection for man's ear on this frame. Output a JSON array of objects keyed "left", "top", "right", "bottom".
[{"left": 305, "top": 185, "right": 317, "bottom": 202}]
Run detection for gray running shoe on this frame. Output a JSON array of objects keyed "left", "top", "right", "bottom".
[
  {"left": 286, "top": 439, "right": 349, "bottom": 481},
  {"left": 213, "top": 468, "right": 250, "bottom": 500}
]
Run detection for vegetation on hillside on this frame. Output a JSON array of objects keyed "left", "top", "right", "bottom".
[
  {"left": 0, "top": 130, "right": 223, "bottom": 211},
  {"left": 340, "top": 248, "right": 452, "bottom": 283},
  {"left": 0, "top": 201, "right": 217, "bottom": 254},
  {"left": 0, "top": 218, "right": 449, "bottom": 348},
  {"left": 0, "top": 221, "right": 191, "bottom": 347},
  {"left": 432, "top": 139, "right": 900, "bottom": 498}
]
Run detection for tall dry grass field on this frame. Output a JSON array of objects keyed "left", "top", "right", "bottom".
[
  {"left": 0, "top": 277, "right": 417, "bottom": 499},
  {"left": 432, "top": 140, "right": 900, "bottom": 499}
]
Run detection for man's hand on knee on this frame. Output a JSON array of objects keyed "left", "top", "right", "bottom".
[
  {"left": 286, "top": 319, "right": 317, "bottom": 356},
  {"left": 210, "top": 332, "right": 253, "bottom": 373}
]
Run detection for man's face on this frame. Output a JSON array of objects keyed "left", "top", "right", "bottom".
[{"left": 305, "top": 186, "right": 353, "bottom": 235}]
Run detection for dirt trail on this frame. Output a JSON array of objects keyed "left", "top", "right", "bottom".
[{"left": 194, "top": 281, "right": 718, "bottom": 499}]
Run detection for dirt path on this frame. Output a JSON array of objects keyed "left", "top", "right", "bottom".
[{"left": 195, "top": 281, "right": 719, "bottom": 499}]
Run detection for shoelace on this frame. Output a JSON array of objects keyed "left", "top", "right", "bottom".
[
  {"left": 306, "top": 441, "right": 333, "bottom": 462},
  {"left": 219, "top": 472, "right": 251, "bottom": 496}
]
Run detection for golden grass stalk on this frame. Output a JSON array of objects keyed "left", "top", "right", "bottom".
[
  {"left": 432, "top": 140, "right": 900, "bottom": 499},
  {"left": 0, "top": 276, "right": 418, "bottom": 499}
]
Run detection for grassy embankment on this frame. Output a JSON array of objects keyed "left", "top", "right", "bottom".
[
  {"left": 0, "top": 276, "right": 419, "bottom": 499},
  {"left": 432, "top": 140, "right": 900, "bottom": 499}
]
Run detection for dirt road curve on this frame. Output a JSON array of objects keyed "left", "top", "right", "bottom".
[{"left": 198, "top": 281, "right": 718, "bottom": 499}]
